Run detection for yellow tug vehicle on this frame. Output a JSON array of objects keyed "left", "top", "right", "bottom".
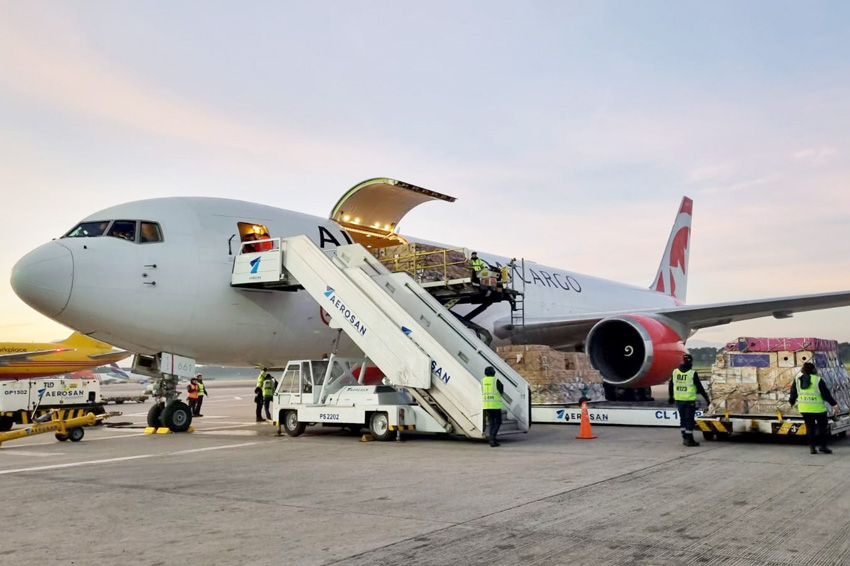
[{"left": 0, "top": 410, "right": 110, "bottom": 447}]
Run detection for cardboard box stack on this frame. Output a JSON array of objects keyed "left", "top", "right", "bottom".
[
  {"left": 496, "top": 345, "right": 605, "bottom": 404},
  {"left": 708, "top": 337, "right": 849, "bottom": 417},
  {"left": 372, "top": 243, "right": 469, "bottom": 282}
]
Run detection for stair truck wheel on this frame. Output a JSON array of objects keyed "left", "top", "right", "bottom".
[
  {"left": 0, "top": 416, "right": 13, "bottom": 432},
  {"left": 147, "top": 402, "right": 165, "bottom": 428},
  {"left": 55, "top": 433, "right": 69, "bottom": 441},
  {"left": 68, "top": 427, "right": 85, "bottom": 442},
  {"left": 283, "top": 410, "right": 306, "bottom": 437},
  {"left": 369, "top": 412, "right": 392, "bottom": 441},
  {"left": 161, "top": 401, "right": 193, "bottom": 433},
  {"left": 702, "top": 431, "right": 716, "bottom": 441}
]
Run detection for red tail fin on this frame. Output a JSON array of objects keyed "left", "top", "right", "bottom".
[{"left": 651, "top": 197, "right": 692, "bottom": 303}]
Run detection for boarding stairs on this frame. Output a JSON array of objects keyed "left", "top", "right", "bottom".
[{"left": 231, "top": 236, "right": 531, "bottom": 439}]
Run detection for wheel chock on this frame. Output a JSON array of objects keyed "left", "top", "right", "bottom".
[
  {"left": 156, "top": 427, "right": 172, "bottom": 434},
  {"left": 144, "top": 427, "right": 157, "bottom": 434},
  {"left": 187, "top": 426, "right": 194, "bottom": 433},
  {"left": 361, "top": 434, "right": 374, "bottom": 442}
]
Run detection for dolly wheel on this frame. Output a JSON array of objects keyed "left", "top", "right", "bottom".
[
  {"left": 55, "top": 433, "right": 69, "bottom": 442},
  {"left": 68, "top": 427, "right": 85, "bottom": 442}
]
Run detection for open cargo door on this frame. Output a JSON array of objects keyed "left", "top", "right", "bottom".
[{"left": 330, "top": 178, "right": 456, "bottom": 249}]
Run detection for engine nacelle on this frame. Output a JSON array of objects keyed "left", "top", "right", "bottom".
[{"left": 586, "top": 314, "right": 687, "bottom": 388}]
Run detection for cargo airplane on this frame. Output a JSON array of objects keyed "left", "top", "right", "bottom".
[
  {"left": 10, "top": 178, "right": 850, "bottom": 394},
  {"left": 0, "top": 332, "right": 129, "bottom": 379}
]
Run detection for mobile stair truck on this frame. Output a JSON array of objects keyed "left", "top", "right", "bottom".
[{"left": 233, "top": 235, "right": 531, "bottom": 441}]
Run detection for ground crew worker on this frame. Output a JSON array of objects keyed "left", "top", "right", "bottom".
[
  {"left": 668, "top": 354, "right": 710, "bottom": 447},
  {"left": 194, "top": 374, "right": 207, "bottom": 417},
  {"left": 256, "top": 231, "right": 273, "bottom": 252},
  {"left": 469, "top": 252, "right": 486, "bottom": 283},
  {"left": 262, "top": 372, "right": 277, "bottom": 421},
  {"left": 254, "top": 369, "right": 268, "bottom": 422},
  {"left": 482, "top": 366, "right": 504, "bottom": 447},
  {"left": 186, "top": 378, "right": 199, "bottom": 415},
  {"left": 790, "top": 362, "right": 839, "bottom": 454}
]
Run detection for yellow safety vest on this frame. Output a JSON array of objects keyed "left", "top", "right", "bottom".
[
  {"left": 796, "top": 374, "right": 826, "bottom": 413},
  {"left": 471, "top": 258, "right": 485, "bottom": 272},
  {"left": 256, "top": 370, "right": 267, "bottom": 388},
  {"left": 672, "top": 369, "right": 697, "bottom": 402},
  {"left": 262, "top": 377, "right": 275, "bottom": 398},
  {"left": 482, "top": 376, "right": 502, "bottom": 410},
  {"left": 197, "top": 382, "right": 206, "bottom": 396}
]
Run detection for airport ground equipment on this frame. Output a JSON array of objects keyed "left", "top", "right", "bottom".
[
  {"left": 102, "top": 394, "right": 149, "bottom": 405},
  {"left": 0, "top": 410, "right": 111, "bottom": 447},
  {"left": 273, "top": 357, "right": 452, "bottom": 440},
  {"left": 233, "top": 235, "right": 531, "bottom": 440},
  {"left": 696, "top": 411, "right": 850, "bottom": 440},
  {"left": 532, "top": 401, "right": 705, "bottom": 427},
  {"left": 0, "top": 378, "right": 104, "bottom": 431}
]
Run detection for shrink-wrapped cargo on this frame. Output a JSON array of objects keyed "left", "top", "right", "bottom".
[
  {"left": 708, "top": 337, "right": 848, "bottom": 417},
  {"left": 497, "top": 345, "right": 604, "bottom": 404}
]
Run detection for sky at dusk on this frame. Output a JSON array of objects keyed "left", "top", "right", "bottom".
[{"left": 1, "top": 1, "right": 849, "bottom": 346}]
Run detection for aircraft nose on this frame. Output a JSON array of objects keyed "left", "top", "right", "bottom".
[{"left": 10, "top": 242, "right": 74, "bottom": 317}]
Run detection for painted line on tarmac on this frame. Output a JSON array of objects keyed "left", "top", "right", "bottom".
[
  {"left": 0, "top": 441, "right": 259, "bottom": 475},
  {"left": 2, "top": 450, "right": 67, "bottom": 457}
]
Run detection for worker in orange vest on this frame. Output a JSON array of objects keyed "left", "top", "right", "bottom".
[{"left": 186, "top": 377, "right": 200, "bottom": 415}]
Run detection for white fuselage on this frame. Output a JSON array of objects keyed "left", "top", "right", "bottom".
[{"left": 12, "top": 198, "right": 679, "bottom": 368}]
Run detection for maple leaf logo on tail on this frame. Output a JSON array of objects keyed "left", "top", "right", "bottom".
[{"left": 651, "top": 197, "right": 692, "bottom": 303}]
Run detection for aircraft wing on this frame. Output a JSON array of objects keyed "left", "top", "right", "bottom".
[
  {"left": 499, "top": 290, "right": 850, "bottom": 347},
  {"left": 0, "top": 348, "right": 74, "bottom": 365},
  {"left": 88, "top": 350, "right": 130, "bottom": 360}
]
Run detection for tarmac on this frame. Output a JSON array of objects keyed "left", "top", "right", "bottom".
[{"left": 3, "top": 380, "right": 850, "bottom": 566}]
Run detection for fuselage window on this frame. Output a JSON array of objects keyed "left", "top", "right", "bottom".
[
  {"left": 107, "top": 220, "right": 137, "bottom": 242},
  {"left": 140, "top": 222, "right": 163, "bottom": 243},
  {"left": 63, "top": 221, "right": 110, "bottom": 238}
]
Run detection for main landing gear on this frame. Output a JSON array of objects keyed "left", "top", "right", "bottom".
[{"left": 146, "top": 372, "right": 193, "bottom": 432}]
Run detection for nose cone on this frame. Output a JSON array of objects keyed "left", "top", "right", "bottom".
[{"left": 11, "top": 242, "right": 74, "bottom": 317}]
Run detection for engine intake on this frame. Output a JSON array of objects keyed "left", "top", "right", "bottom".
[{"left": 586, "top": 314, "right": 687, "bottom": 387}]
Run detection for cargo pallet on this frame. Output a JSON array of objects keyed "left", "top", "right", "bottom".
[{"left": 696, "top": 413, "right": 850, "bottom": 440}]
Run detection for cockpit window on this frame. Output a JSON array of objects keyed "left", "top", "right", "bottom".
[
  {"left": 140, "top": 222, "right": 163, "bottom": 243},
  {"left": 107, "top": 220, "right": 137, "bottom": 242},
  {"left": 63, "top": 221, "right": 110, "bottom": 238}
]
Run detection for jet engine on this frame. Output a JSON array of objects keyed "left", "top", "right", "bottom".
[{"left": 586, "top": 314, "right": 687, "bottom": 387}]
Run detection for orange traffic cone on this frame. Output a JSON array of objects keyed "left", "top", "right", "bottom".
[{"left": 576, "top": 400, "right": 597, "bottom": 440}]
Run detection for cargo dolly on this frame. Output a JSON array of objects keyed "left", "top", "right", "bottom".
[{"left": 696, "top": 411, "right": 850, "bottom": 440}]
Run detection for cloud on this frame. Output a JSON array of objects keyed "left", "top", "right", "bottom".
[{"left": 793, "top": 146, "right": 838, "bottom": 165}]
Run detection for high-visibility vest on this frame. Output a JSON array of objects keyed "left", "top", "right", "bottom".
[
  {"left": 256, "top": 370, "right": 267, "bottom": 388},
  {"left": 197, "top": 382, "right": 206, "bottom": 396},
  {"left": 482, "top": 376, "right": 502, "bottom": 410},
  {"left": 187, "top": 384, "right": 199, "bottom": 399},
  {"left": 672, "top": 369, "right": 697, "bottom": 402},
  {"left": 262, "top": 377, "right": 275, "bottom": 398},
  {"left": 257, "top": 234, "right": 273, "bottom": 251},
  {"left": 796, "top": 374, "right": 826, "bottom": 413},
  {"left": 471, "top": 258, "right": 485, "bottom": 272}
]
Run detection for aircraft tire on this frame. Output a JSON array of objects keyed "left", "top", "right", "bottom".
[
  {"left": 161, "top": 401, "right": 193, "bottom": 433},
  {"left": 0, "top": 416, "right": 13, "bottom": 432},
  {"left": 68, "top": 427, "right": 85, "bottom": 442},
  {"left": 282, "top": 410, "right": 305, "bottom": 437},
  {"left": 369, "top": 412, "right": 392, "bottom": 441},
  {"left": 147, "top": 402, "right": 165, "bottom": 428}
]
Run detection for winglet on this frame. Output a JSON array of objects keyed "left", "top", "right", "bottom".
[{"left": 651, "top": 197, "right": 693, "bottom": 303}]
